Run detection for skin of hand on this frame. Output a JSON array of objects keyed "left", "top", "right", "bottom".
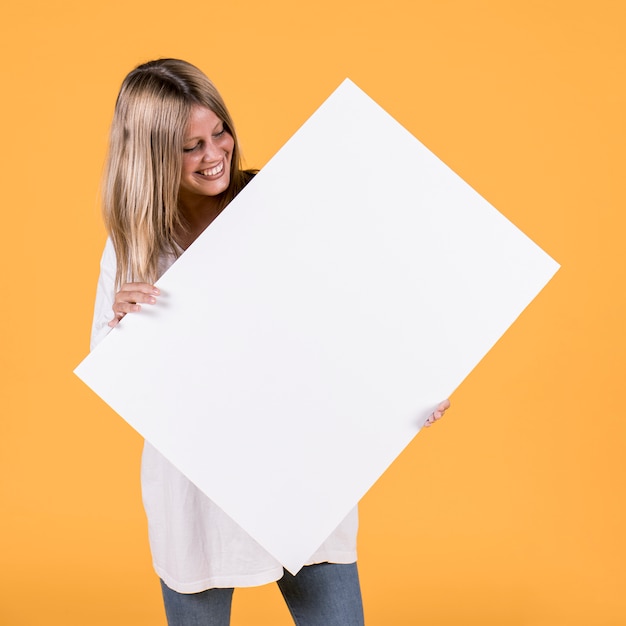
[
  {"left": 109, "top": 286, "right": 451, "bottom": 428},
  {"left": 109, "top": 283, "right": 160, "bottom": 328},
  {"left": 423, "top": 399, "right": 451, "bottom": 427}
]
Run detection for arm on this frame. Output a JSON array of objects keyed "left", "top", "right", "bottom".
[{"left": 90, "top": 238, "right": 117, "bottom": 350}]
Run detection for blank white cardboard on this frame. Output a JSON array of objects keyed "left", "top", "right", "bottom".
[{"left": 75, "top": 79, "right": 559, "bottom": 574}]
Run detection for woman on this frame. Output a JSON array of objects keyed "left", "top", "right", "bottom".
[{"left": 91, "top": 58, "right": 449, "bottom": 625}]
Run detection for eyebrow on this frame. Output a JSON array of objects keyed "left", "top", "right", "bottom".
[{"left": 184, "top": 122, "right": 225, "bottom": 142}]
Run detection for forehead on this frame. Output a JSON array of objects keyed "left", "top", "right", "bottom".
[{"left": 185, "top": 105, "right": 223, "bottom": 137}]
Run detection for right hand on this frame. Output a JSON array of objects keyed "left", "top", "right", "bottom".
[{"left": 109, "top": 283, "right": 160, "bottom": 328}]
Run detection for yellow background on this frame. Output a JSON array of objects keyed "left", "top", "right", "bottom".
[{"left": 1, "top": 1, "right": 624, "bottom": 624}]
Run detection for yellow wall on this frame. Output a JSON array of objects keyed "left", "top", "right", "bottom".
[{"left": 1, "top": 1, "right": 624, "bottom": 624}]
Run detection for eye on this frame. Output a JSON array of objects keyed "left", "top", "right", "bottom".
[
  {"left": 183, "top": 142, "right": 201, "bottom": 153},
  {"left": 213, "top": 128, "right": 226, "bottom": 139}
]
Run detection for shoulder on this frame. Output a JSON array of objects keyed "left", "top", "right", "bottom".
[{"left": 101, "top": 236, "right": 117, "bottom": 265}]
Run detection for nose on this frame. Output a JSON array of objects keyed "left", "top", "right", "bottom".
[{"left": 201, "top": 139, "right": 223, "bottom": 162}]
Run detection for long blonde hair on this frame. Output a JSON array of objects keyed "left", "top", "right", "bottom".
[{"left": 103, "top": 59, "right": 249, "bottom": 286}]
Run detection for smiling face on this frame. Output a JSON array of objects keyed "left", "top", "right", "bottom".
[{"left": 178, "top": 105, "right": 234, "bottom": 206}]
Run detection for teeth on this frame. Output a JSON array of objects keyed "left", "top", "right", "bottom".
[{"left": 200, "top": 162, "right": 224, "bottom": 176}]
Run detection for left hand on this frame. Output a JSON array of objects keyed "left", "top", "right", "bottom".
[{"left": 423, "top": 399, "right": 450, "bottom": 427}]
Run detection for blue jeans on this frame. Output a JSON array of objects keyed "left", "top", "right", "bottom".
[{"left": 160, "top": 562, "right": 365, "bottom": 626}]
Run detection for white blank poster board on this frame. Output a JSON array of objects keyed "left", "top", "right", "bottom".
[{"left": 75, "top": 79, "right": 559, "bottom": 574}]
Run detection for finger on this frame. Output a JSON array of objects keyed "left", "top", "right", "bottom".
[
  {"left": 115, "top": 283, "right": 160, "bottom": 305},
  {"left": 114, "top": 294, "right": 156, "bottom": 309},
  {"left": 432, "top": 400, "right": 450, "bottom": 420},
  {"left": 112, "top": 301, "right": 142, "bottom": 317},
  {"left": 114, "top": 291, "right": 159, "bottom": 306},
  {"left": 438, "top": 399, "right": 451, "bottom": 412},
  {"left": 119, "top": 282, "right": 160, "bottom": 295}
]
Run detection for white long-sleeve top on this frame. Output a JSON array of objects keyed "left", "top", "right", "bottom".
[{"left": 90, "top": 238, "right": 358, "bottom": 593}]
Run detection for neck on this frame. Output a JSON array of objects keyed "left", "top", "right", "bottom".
[{"left": 176, "top": 194, "right": 224, "bottom": 249}]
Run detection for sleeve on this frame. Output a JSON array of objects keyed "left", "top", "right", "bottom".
[{"left": 89, "top": 237, "right": 117, "bottom": 351}]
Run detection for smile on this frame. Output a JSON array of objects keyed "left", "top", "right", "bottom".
[{"left": 198, "top": 161, "right": 224, "bottom": 177}]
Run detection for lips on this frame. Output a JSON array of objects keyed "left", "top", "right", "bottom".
[{"left": 197, "top": 161, "right": 225, "bottom": 177}]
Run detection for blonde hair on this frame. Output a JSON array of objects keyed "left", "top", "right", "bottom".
[{"left": 103, "top": 58, "right": 249, "bottom": 286}]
